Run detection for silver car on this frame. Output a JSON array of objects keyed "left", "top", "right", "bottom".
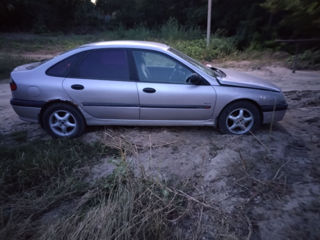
[{"left": 10, "top": 41, "right": 287, "bottom": 138}]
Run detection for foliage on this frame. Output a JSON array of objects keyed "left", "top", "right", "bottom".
[
  {"left": 261, "top": 0, "right": 320, "bottom": 39},
  {"left": 1, "top": 0, "right": 319, "bottom": 46},
  {"left": 0, "top": 0, "right": 102, "bottom": 32}
]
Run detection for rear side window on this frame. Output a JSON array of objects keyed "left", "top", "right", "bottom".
[
  {"left": 46, "top": 53, "right": 82, "bottom": 77},
  {"left": 70, "top": 49, "right": 130, "bottom": 81}
]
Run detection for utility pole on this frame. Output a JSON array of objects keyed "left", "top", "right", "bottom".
[{"left": 206, "top": 0, "right": 212, "bottom": 48}]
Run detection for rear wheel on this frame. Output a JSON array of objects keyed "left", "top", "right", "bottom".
[
  {"left": 218, "top": 101, "right": 261, "bottom": 134},
  {"left": 42, "top": 103, "right": 85, "bottom": 138}
]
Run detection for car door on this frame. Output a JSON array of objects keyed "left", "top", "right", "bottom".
[
  {"left": 132, "top": 50, "right": 216, "bottom": 120},
  {"left": 62, "top": 48, "right": 139, "bottom": 120}
]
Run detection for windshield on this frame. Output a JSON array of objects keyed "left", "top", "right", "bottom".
[{"left": 169, "top": 48, "right": 225, "bottom": 78}]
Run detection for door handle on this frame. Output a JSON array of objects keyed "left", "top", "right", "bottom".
[
  {"left": 71, "top": 84, "right": 84, "bottom": 90},
  {"left": 143, "top": 88, "right": 156, "bottom": 93}
]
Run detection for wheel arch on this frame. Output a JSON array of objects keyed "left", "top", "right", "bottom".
[
  {"left": 216, "top": 98, "right": 263, "bottom": 128},
  {"left": 39, "top": 99, "right": 86, "bottom": 127}
]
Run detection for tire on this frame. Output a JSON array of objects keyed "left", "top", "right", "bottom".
[
  {"left": 218, "top": 101, "right": 261, "bottom": 135},
  {"left": 42, "top": 103, "right": 85, "bottom": 138}
]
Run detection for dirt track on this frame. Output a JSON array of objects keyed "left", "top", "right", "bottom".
[{"left": 1, "top": 65, "right": 320, "bottom": 239}]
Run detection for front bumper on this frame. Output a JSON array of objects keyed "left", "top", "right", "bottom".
[
  {"left": 261, "top": 103, "right": 288, "bottom": 124},
  {"left": 262, "top": 110, "right": 286, "bottom": 124}
]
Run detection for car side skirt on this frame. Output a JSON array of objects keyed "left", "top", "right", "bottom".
[{"left": 85, "top": 118, "right": 216, "bottom": 127}]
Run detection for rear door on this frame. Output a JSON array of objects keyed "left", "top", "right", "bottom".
[
  {"left": 62, "top": 48, "right": 139, "bottom": 120},
  {"left": 132, "top": 50, "right": 216, "bottom": 120}
]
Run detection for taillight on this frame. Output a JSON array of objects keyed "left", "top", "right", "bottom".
[{"left": 10, "top": 80, "right": 17, "bottom": 91}]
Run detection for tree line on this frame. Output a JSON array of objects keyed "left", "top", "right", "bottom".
[{"left": 1, "top": 0, "right": 319, "bottom": 43}]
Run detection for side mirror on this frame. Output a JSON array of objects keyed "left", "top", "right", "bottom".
[{"left": 186, "top": 74, "right": 204, "bottom": 85}]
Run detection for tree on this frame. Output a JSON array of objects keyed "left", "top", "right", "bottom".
[{"left": 261, "top": 0, "right": 320, "bottom": 38}]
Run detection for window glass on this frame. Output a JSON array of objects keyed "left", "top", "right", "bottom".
[
  {"left": 46, "top": 53, "right": 80, "bottom": 77},
  {"left": 169, "top": 48, "right": 223, "bottom": 78},
  {"left": 72, "top": 49, "right": 129, "bottom": 80},
  {"left": 143, "top": 52, "right": 175, "bottom": 67},
  {"left": 132, "top": 50, "right": 193, "bottom": 84}
]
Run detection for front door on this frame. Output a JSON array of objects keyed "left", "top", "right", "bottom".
[{"left": 132, "top": 50, "right": 216, "bottom": 120}]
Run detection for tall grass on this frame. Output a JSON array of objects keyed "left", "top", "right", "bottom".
[{"left": 40, "top": 169, "right": 187, "bottom": 240}]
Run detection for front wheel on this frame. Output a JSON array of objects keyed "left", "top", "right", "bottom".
[
  {"left": 218, "top": 101, "right": 261, "bottom": 135},
  {"left": 42, "top": 103, "right": 85, "bottom": 138}
]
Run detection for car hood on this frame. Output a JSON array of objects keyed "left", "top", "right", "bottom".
[{"left": 217, "top": 68, "right": 281, "bottom": 92}]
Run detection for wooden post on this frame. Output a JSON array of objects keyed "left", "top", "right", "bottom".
[{"left": 206, "top": 0, "right": 212, "bottom": 48}]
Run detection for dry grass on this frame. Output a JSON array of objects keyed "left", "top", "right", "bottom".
[
  {"left": 0, "top": 135, "right": 215, "bottom": 240},
  {"left": 40, "top": 169, "right": 187, "bottom": 240},
  {"left": 1, "top": 127, "right": 308, "bottom": 240}
]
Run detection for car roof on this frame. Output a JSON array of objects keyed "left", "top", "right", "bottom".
[{"left": 81, "top": 40, "right": 170, "bottom": 51}]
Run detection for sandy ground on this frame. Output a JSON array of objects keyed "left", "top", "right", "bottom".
[{"left": 1, "top": 64, "right": 320, "bottom": 239}]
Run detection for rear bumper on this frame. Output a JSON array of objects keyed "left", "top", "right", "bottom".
[{"left": 10, "top": 98, "right": 43, "bottom": 122}]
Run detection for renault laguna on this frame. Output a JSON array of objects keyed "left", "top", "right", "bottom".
[{"left": 10, "top": 41, "right": 287, "bottom": 138}]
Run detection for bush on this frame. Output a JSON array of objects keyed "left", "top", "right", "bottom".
[
  {"left": 171, "top": 37, "right": 237, "bottom": 61},
  {"left": 159, "top": 18, "right": 202, "bottom": 41},
  {"left": 288, "top": 49, "right": 320, "bottom": 70}
]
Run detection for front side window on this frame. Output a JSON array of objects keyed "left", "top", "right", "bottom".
[
  {"left": 132, "top": 50, "right": 193, "bottom": 84},
  {"left": 71, "top": 49, "right": 130, "bottom": 81}
]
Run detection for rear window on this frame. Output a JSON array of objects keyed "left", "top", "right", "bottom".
[
  {"left": 46, "top": 53, "right": 82, "bottom": 77},
  {"left": 70, "top": 49, "right": 130, "bottom": 81}
]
